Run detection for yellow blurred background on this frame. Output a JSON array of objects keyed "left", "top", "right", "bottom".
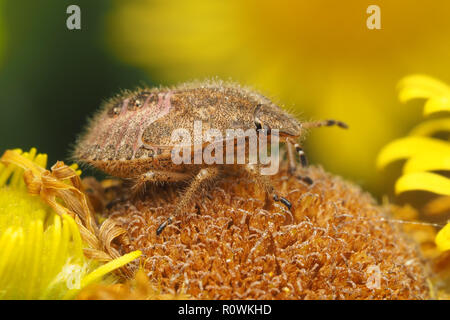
[{"left": 0, "top": 1, "right": 449, "bottom": 196}]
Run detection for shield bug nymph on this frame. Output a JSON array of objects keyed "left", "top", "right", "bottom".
[{"left": 73, "top": 80, "right": 347, "bottom": 235}]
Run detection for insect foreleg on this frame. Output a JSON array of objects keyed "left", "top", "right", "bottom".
[
  {"left": 286, "top": 137, "right": 308, "bottom": 168},
  {"left": 286, "top": 139, "right": 297, "bottom": 175},
  {"left": 156, "top": 167, "right": 220, "bottom": 235},
  {"left": 285, "top": 137, "right": 315, "bottom": 185},
  {"left": 244, "top": 164, "right": 291, "bottom": 210}
]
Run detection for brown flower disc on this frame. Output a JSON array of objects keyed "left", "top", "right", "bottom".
[{"left": 107, "top": 166, "right": 430, "bottom": 299}]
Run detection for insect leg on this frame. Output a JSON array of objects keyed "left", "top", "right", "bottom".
[
  {"left": 302, "top": 119, "right": 348, "bottom": 129},
  {"left": 132, "top": 170, "right": 192, "bottom": 196},
  {"left": 296, "top": 175, "right": 313, "bottom": 185},
  {"left": 285, "top": 137, "right": 314, "bottom": 184},
  {"left": 286, "top": 139, "right": 297, "bottom": 175},
  {"left": 156, "top": 167, "right": 220, "bottom": 235},
  {"left": 286, "top": 137, "right": 308, "bottom": 168},
  {"left": 244, "top": 164, "right": 291, "bottom": 210}
]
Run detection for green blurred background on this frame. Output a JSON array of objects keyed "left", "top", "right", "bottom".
[{"left": 0, "top": 0, "right": 449, "bottom": 197}]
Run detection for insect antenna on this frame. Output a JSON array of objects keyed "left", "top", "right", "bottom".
[{"left": 302, "top": 119, "right": 349, "bottom": 130}]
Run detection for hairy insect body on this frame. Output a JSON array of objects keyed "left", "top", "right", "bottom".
[{"left": 74, "top": 80, "right": 347, "bottom": 234}]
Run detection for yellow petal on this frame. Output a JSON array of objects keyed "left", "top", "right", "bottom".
[
  {"left": 376, "top": 136, "right": 450, "bottom": 170},
  {"left": 395, "top": 172, "right": 450, "bottom": 196},
  {"left": 62, "top": 214, "right": 84, "bottom": 262},
  {"left": 62, "top": 250, "right": 142, "bottom": 300},
  {"left": 81, "top": 250, "right": 142, "bottom": 288},
  {"left": 409, "top": 118, "right": 450, "bottom": 136},
  {"left": 424, "top": 96, "right": 450, "bottom": 116},
  {"left": 398, "top": 74, "right": 449, "bottom": 102},
  {"left": 436, "top": 223, "right": 450, "bottom": 252},
  {"left": 403, "top": 151, "right": 450, "bottom": 173},
  {"left": 26, "top": 219, "right": 44, "bottom": 299}
]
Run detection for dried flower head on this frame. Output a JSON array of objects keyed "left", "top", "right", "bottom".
[{"left": 105, "top": 165, "right": 430, "bottom": 299}]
